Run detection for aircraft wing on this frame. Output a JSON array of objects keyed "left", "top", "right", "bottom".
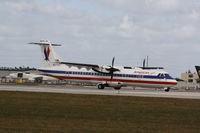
[
  {"left": 60, "top": 62, "right": 117, "bottom": 74},
  {"left": 139, "top": 67, "right": 164, "bottom": 69},
  {"left": 60, "top": 62, "right": 99, "bottom": 69}
]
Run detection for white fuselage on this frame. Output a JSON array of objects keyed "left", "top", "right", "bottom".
[{"left": 38, "top": 64, "right": 177, "bottom": 88}]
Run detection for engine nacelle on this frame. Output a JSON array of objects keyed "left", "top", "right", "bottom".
[
  {"left": 93, "top": 65, "right": 111, "bottom": 73},
  {"left": 93, "top": 65, "right": 120, "bottom": 74}
]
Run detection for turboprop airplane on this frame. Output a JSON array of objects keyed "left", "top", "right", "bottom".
[{"left": 29, "top": 40, "right": 177, "bottom": 91}]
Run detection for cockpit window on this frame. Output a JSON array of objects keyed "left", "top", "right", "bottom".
[
  {"left": 157, "top": 73, "right": 171, "bottom": 77},
  {"left": 158, "top": 73, "right": 164, "bottom": 77},
  {"left": 164, "top": 74, "right": 170, "bottom": 77}
]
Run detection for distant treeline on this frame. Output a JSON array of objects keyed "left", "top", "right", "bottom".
[{"left": 0, "top": 67, "right": 36, "bottom": 71}]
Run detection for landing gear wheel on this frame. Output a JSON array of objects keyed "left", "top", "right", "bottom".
[
  {"left": 98, "top": 84, "right": 105, "bottom": 89},
  {"left": 164, "top": 87, "right": 170, "bottom": 92},
  {"left": 114, "top": 87, "right": 121, "bottom": 90}
]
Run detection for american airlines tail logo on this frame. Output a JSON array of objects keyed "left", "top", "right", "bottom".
[{"left": 44, "top": 47, "right": 50, "bottom": 61}]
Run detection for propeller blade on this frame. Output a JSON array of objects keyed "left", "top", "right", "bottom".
[
  {"left": 111, "top": 72, "right": 114, "bottom": 80},
  {"left": 112, "top": 57, "right": 115, "bottom": 67},
  {"left": 110, "top": 57, "right": 115, "bottom": 80},
  {"left": 143, "top": 59, "right": 146, "bottom": 68}
]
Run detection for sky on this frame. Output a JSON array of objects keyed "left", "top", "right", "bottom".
[{"left": 1, "top": 0, "right": 200, "bottom": 77}]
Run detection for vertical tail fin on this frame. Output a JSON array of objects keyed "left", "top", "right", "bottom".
[{"left": 29, "top": 40, "right": 62, "bottom": 67}]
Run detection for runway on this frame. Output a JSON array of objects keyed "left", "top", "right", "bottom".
[{"left": 0, "top": 85, "right": 200, "bottom": 99}]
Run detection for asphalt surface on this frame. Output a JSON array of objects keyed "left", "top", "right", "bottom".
[{"left": 0, "top": 85, "right": 200, "bottom": 99}]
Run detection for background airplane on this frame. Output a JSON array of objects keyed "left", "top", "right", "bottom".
[
  {"left": 29, "top": 40, "right": 177, "bottom": 91},
  {"left": 7, "top": 72, "right": 58, "bottom": 83},
  {"left": 195, "top": 66, "right": 200, "bottom": 83}
]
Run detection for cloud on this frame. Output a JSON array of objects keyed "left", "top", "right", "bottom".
[
  {"left": 86, "top": 0, "right": 182, "bottom": 15},
  {"left": 0, "top": 0, "right": 200, "bottom": 76},
  {"left": 118, "top": 15, "right": 137, "bottom": 38},
  {"left": 149, "top": 0, "right": 180, "bottom": 12},
  {"left": 2, "top": 0, "right": 36, "bottom": 11}
]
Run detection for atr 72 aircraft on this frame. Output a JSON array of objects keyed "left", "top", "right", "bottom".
[{"left": 29, "top": 40, "right": 177, "bottom": 91}]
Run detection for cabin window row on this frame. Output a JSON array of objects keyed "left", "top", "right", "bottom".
[{"left": 65, "top": 71, "right": 144, "bottom": 78}]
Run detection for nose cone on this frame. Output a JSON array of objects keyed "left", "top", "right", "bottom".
[
  {"left": 173, "top": 80, "right": 178, "bottom": 85},
  {"left": 172, "top": 78, "right": 178, "bottom": 85},
  {"left": 168, "top": 75, "right": 178, "bottom": 86}
]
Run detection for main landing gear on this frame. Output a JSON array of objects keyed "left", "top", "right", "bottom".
[
  {"left": 114, "top": 87, "right": 121, "bottom": 90},
  {"left": 97, "top": 84, "right": 121, "bottom": 90},
  {"left": 98, "top": 84, "right": 105, "bottom": 89}
]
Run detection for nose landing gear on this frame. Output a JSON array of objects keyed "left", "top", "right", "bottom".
[{"left": 164, "top": 87, "right": 170, "bottom": 92}]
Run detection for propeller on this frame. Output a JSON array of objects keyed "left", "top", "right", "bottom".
[
  {"left": 106, "top": 57, "right": 120, "bottom": 80},
  {"left": 92, "top": 57, "right": 120, "bottom": 80}
]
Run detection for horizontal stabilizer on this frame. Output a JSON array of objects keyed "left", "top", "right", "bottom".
[{"left": 29, "top": 42, "right": 61, "bottom": 46}]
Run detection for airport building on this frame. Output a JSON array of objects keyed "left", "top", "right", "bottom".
[
  {"left": 175, "top": 70, "right": 200, "bottom": 90},
  {"left": 0, "top": 67, "right": 36, "bottom": 78},
  {"left": 181, "top": 70, "right": 199, "bottom": 84}
]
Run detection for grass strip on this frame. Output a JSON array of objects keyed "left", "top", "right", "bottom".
[{"left": 0, "top": 91, "right": 200, "bottom": 133}]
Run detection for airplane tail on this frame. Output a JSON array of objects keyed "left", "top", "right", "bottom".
[
  {"left": 29, "top": 40, "right": 62, "bottom": 67},
  {"left": 195, "top": 66, "right": 200, "bottom": 78}
]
